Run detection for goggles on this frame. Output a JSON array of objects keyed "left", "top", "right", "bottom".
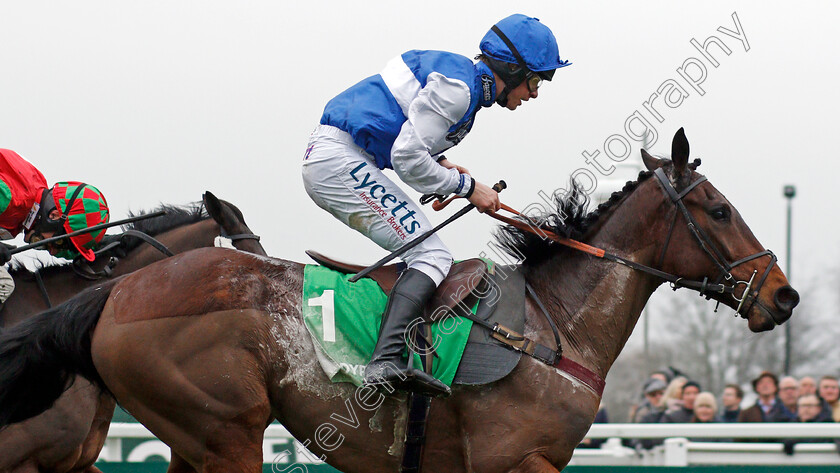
[
  {"left": 23, "top": 190, "right": 62, "bottom": 234},
  {"left": 22, "top": 184, "right": 87, "bottom": 246},
  {"left": 526, "top": 72, "right": 543, "bottom": 93},
  {"left": 25, "top": 231, "right": 70, "bottom": 248}
]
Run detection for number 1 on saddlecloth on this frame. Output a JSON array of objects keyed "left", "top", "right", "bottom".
[{"left": 308, "top": 290, "right": 336, "bottom": 342}]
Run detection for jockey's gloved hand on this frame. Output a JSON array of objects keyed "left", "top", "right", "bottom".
[{"left": 0, "top": 243, "right": 12, "bottom": 265}]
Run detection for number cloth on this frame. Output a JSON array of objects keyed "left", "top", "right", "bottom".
[{"left": 301, "top": 264, "right": 478, "bottom": 386}]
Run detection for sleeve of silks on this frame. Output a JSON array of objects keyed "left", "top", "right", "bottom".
[
  {"left": 0, "top": 149, "right": 49, "bottom": 238},
  {"left": 390, "top": 73, "right": 474, "bottom": 198}
]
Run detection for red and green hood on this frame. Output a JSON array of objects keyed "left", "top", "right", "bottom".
[{"left": 51, "top": 182, "right": 109, "bottom": 261}]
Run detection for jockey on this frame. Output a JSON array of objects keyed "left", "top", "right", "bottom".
[
  {"left": 302, "top": 14, "right": 570, "bottom": 395},
  {"left": 0, "top": 149, "right": 110, "bottom": 303}
]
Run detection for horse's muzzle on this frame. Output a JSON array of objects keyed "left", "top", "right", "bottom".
[{"left": 772, "top": 285, "right": 799, "bottom": 324}]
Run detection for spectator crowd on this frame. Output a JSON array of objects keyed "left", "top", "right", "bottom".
[
  {"left": 580, "top": 369, "right": 840, "bottom": 452},
  {"left": 627, "top": 370, "right": 839, "bottom": 426}
]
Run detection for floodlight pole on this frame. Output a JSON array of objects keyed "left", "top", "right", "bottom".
[{"left": 783, "top": 184, "right": 796, "bottom": 375}]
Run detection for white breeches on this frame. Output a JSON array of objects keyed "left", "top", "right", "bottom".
[
  {"left": 0, "top": 265, "right": 15, "bottom": 303},
  {"left": 302, "top": 125, "right": 452, "bottom": 286}
]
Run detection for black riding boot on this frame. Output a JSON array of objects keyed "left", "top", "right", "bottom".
[{"left": 363, "top": 269, "right": 451, "bottom": 397}]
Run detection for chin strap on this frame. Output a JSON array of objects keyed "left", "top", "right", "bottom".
[{"left": 489, "top": 25, "right": 529, "bottom": 107}]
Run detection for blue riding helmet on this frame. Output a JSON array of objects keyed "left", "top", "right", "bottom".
[{"left": 479, "top": 14, "right": 571, "bottom": 105}]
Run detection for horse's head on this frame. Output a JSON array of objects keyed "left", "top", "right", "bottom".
[
  {"left": 641, "top": 128, "right": 798, "bottom": 332},
  {"left": 203, "top": 191, "right": 267, "bottom": 256}
]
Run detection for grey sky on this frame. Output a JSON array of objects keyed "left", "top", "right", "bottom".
[{"left": 0, "top": 1, "right": 837, "bottom": 298}]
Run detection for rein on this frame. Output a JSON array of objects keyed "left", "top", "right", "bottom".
[
  {"left": 484, "top": 168, "right": 777, "bottom": 318},
  {"left": 71, "top": 230, "right": 175, "bottom": 281},
  {"left": 425, "top": 169, "right": 779, "bottom": 396}
]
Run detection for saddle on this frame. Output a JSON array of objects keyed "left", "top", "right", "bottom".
[{"left": 305, "top": 250, "right": 489, "bottom": 322}]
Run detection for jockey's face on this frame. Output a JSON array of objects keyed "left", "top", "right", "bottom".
[
  {"left": 24, "top": 209, "right": 64, "bottom": 255},
  {"left": 504, "top": 79, "right": 538, "bottom": 110}
]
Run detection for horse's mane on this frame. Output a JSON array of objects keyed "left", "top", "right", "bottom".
[
  {"left": 8, "top": 202, "right": 209, "bottom": 279},
  {"left": 111, "top": 202, "right": 209, "bottom": 252},
  {"left": 494, "top": 170, "right": 655, "bottom": 267}
]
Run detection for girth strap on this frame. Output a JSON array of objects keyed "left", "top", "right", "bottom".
[{"left": 526, "top": 282, "right": 563, "bottom": 355}]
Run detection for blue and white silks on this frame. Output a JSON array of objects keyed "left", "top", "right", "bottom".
[{"left": 320, "top": 50, "right": 496, "bottom": 197}]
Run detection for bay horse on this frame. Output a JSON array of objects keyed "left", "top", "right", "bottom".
[
  {"left": 0, "top": 192, "right": 265, "bottom": 473},
  {"left": 0, "top": 130, "right": 798, "bottom": 473}
]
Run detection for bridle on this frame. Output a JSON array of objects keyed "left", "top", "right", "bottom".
[
  {"left": 651, "top": 167, "right": 778, "bottom": 320},
  {"left": 219, "top": 228, "right": 261, "bottom": 244},
  {"left": 485, "top": 166, "right": 779, "bottom": 321},
  {"left": 413, "top": 166, "right": 783, "bottom": 398}
]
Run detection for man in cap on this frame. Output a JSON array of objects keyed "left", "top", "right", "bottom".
[
  {"left": 0, "top": 149, "right": 109, "bottom": 303},
  {"left": 303, "top": 14, "right": 570, "bottom": 396},
  {"left": 661, "top": 380, "right": 701, "bottom": 423},
  {"left": 632, "top": 378, "right": 667, "bottom": 423}
]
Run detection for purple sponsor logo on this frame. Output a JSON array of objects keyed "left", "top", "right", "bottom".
[{"left": 349, "top": 163, "right": 422, "bottom": 238}]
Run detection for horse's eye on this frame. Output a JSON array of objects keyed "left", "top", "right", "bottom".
[{"left": 709, "top": 206, "right": 730, "bottom": 221}]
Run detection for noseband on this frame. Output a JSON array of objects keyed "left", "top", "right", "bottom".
[{"left": 652, "top": 167, "right": 778, "bottom": 319}]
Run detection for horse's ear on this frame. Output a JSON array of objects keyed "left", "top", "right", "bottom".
[
  {"left": 204, "top": 190, "right": 248, "bottom": 229},
  {"left": 671, "top": 128, "right": 690, "bottom": 176},
  {"left": 203, "top": 191, "right": 224, "bottom": 222},
  {"left": 641, "top": 149, "right": 662, "bottom": 171}
]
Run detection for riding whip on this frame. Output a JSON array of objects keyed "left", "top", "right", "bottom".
[
  {"left": 10, "top": 210, "right": 168, "bottom": 255},
  {"left": 348, "top": 180, "right": 506, "bottom": 283}
]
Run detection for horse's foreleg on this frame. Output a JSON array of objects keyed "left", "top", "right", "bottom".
[
  {"left": 167, "top": 451, "right": 197, "bottom": 473},
  {"left": 509, "top": 454, "right": 562, "bottom": 473},
  {"left": 71, "top": 393, "right": 116, "bottom": 472}
]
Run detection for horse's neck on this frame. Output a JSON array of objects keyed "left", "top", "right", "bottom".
[
  {"left": 531, "top": 181, "right": 666, "bottom": 377},
  {"left": 112, "top": 219, "right": 218, "bottom": 276}
]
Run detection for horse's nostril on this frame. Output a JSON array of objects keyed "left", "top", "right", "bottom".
[{"left": 774, "top": 285, "right": 800, "bottom": 311}]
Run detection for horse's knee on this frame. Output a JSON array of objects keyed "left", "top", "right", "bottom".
[
  {"left": 198, "top": 401, "right": 270, "bottom": 473},
  {"left": 510, "top": 454, "right": 561, "bottom": 473},
  {"left": 167, "top": 451, "right": 198, "bottom": 473},
  {"left": 201, "top": 441, "right": 263, "bottom": 473}
]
